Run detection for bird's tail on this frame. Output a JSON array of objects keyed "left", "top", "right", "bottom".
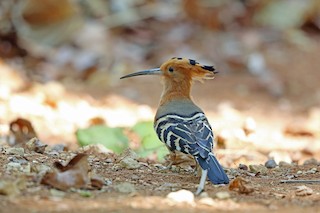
[{"left": 197, "top": 153, "right": 229, "bottom": 184}]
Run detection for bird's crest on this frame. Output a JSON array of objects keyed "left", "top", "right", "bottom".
[{"left": 161, "top": 57, "right": 218, "bottom": 82}]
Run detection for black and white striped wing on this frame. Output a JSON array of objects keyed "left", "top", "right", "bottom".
[{"left": 155, "top": 112, "right": 214, "bottom": 158}]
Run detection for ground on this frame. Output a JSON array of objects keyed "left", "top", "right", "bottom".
[{"left": 0, "top": 1, "right": 320, "bottom": 210}]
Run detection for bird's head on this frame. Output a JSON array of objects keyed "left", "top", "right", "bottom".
[{"left": 120, "top": 57, "right": 218, "bottom": 83}]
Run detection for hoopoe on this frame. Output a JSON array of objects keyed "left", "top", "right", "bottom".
[{"left": 120, "top": 57, "right": 229, "bottom": 194}]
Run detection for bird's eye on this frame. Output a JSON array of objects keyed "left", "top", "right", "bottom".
[{"left": 168, "top": 67, "right": 174, "bottom": 72}]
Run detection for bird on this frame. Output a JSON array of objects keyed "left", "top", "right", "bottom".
[{"left": 120, "top": 57, "right": 229, "bottom": 194}]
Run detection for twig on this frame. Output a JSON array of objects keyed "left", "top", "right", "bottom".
[{"left": 280, "top": 180, "right": 320, "bottom": 184}]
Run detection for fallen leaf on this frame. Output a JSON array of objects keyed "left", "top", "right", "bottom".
[
  {"left": 295, "top": 185, "right": 313, "bottom": 196},
  {"left": 41, "top": 153, "right": 90, "bottom": 190},
  {"left": 229, "top": 177, "right": 254, "bottom": 194},
  {"left": 9, "top": 118, "right": 37, "bottom": 145},
  {"left": 90, "top": 174, "right": 104, "bottom": 190}
]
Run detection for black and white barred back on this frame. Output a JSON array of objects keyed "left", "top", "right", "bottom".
[{"left": 154, "top": 112, "right": 213, "bottom": 158}]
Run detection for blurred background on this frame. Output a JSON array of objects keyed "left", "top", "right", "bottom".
[{"left": 0, "top": 0, "right": 320, "bottom": 166}]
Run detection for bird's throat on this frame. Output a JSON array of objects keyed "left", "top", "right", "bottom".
[{"left": 160, "top": 80, "right": 192, "bottom": 106}]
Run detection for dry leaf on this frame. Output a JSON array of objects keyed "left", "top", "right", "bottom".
[
  {"left": 90, "top": 175, "right": 104, "bottom": 190},
  {"left": 229, "top": 177, "right": 254, "bottom": 194},
  {"left": 41, "top": 153, "right": 90, "bottom": 190},
  {"left": 295, "top": 185, "right": 313, "bottom": 196},
  {"left": 9, "top": 118, "right": 37, "bottom": 145}
]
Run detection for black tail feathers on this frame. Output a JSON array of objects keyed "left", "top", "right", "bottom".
[{"left": 197, "top": 153, "right": 229, "bottom": 184}]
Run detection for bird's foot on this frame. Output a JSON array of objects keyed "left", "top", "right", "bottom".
[
  {"left": 193, "top": 164, "right": 202, "bottom": 177},
  {"left": 195, "top": 186, "right": 204, "bottom": 196}
]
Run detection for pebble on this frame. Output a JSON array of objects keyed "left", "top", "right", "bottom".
[
  {"left": 6, "top": 162, "right": 23, "bottom": 171},
  {"left": 170, "top": 165, "right": 180, "bottom": 172},
  {"left": 296, "top": 170, "right": 303, "bottom": 175},
  {"left": 131, "top": 175, "right": 139, "bottom": 180},
  {"left": 105, "top": 158, "right": 113, "bottom": 163},
  {"left": 265, "top": 159, "right": 277, "bottom": 169},
  {"left": 166, "top": 189, "right": 194, "bottom": 204},
  {"left": 238, "top": 164, "right": 248, "bottom": 170},
  {"left": 26, "top": 138, "right": 47, "bottom": 154},
  {"left": 7, "top": 156, "right": 28, "bottom": 165},
  {"left": 303, "top": 158, "right": 318, "bottom": 166},
  {"left": 50, "top": 144, "right": 67, "bottom": 153},
  {"left": 198, "top": 197, "right": 216, "bottom": 206},
  {"left": 32, "top": 164, "right": 51, "bottom": 174},
  {"left": 119, "top": 157, "right": 140, "bottom": 169},
  {"left": 215, "top": 191, "right": 231, "bottom": 200},
  {"left": 278, "top": 161, "right": 292, "bottom": 168},
  {"left": 6, "top": 147, "right": 24, "bottom": 156},
  {"left": 306, "top": 168, "right": 318, "bottom": 174},
  {"left": 249, "top": 164, "right": 268, "bottom": 175},
  {"left": 114, "top": 182, "right": 136, "bottom": 193}
]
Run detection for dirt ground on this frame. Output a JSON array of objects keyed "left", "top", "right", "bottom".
[
  {"left": 0, "top": 39, "right": 320, "bottom": 212},
  {"left": 1, "top": 2, "right": 320, "bottom": 208}
]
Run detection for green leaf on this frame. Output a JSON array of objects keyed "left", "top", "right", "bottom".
[
  {"left": 76, "top": 125, "right": 128, "bottom": 154},
  {"left": 132, "top": 121, "right": 169, "bottom": 161}
]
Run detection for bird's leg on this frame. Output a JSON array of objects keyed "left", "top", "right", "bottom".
[
  {"left": 165, "top": 151, "right": 176, "bottom": 169},
  {"left": 195, "top": 169, "right": 208, "bottom": 195},
  {"left": 193, "top": 160, "right": 202, "bottom": 177}
]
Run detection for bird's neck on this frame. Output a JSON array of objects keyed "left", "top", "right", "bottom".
[{"left": 160, "top": 79, "right": 192, "bottom": 106}]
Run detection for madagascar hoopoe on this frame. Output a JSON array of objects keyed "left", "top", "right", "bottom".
[{"left": 120, "top": 57, "right": 229, "bottom": 194}]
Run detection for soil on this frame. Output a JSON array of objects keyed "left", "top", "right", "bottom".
[{"left": 0, "top": 16, "right": 320, "bottom": 213}]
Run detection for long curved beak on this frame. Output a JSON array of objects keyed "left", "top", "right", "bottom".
[{"left": 120, "top": 68, "right": 162, "bottom": 79}]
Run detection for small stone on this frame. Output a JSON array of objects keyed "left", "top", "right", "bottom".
[
  {"left": 249, "top": 164, "right": 268, "bottom": 175},
  {"left": 215, "top": 191, "right": 231, "bottom": 200},
  {"left": 8, "top": 156, "right": 28, "bottom": 164},
  {"left": 303, "top": 158, "right": 318, "bottom": 166},
  {"left": 170, "top": 165, "right": 180, "bottom": 172},
  {"left": 26, "top": 137, "right": 47, "bottom": 154},
  {"left": 47, "top": 151, "right": 59, "bottom": 157},
  {"left": 278, "top": 161, "right": 292, "bottom": 168},
  {"left": 265, "top": 159, "right": 277, "bottom": 169},
  {"left": 295, "top": 185, "right": 313, "bottom": 196},
  {"left": 199, "top": 191, "right": 209, "bottom": 198},
  {"left": 306, "top": 168, "right": 318, "bottom": 174},
  {"left": 114, "top": 182, "right": 136, "bottom": 193},
  {"left": 105, "top": 158, "right": 113, "bottom": 163},
  {"left": 167, "top": 189, "right": 194, "bottom": 204},
  {"left": 131, "top": 175, "right": 139, "bottom": 180},
  {"left": 296, "top": 170, "right": 303, "bottom": 175},
  {"left": 31, "top": 164, "right": 52, "bottom": 174},
  {"left": 50, "top": 144, "right": 67, "bottom": 153},
  {"left": 119, "top": 157, "right": 140, "bottom": 169},
  {"left": 6, "top": 162, "right": 23, "bottom": 171},
  {"left": 238, "top": 164, "right": 248, "bottom": 170},
  {"left": 121, "top": 148, "right": 138, "bottom": 160},
  {"left": 6, "top": 147, "right": 24, "bottom": 156},
  {"left": 198, "top": 197, "right": 216, "bottom": 206}
]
